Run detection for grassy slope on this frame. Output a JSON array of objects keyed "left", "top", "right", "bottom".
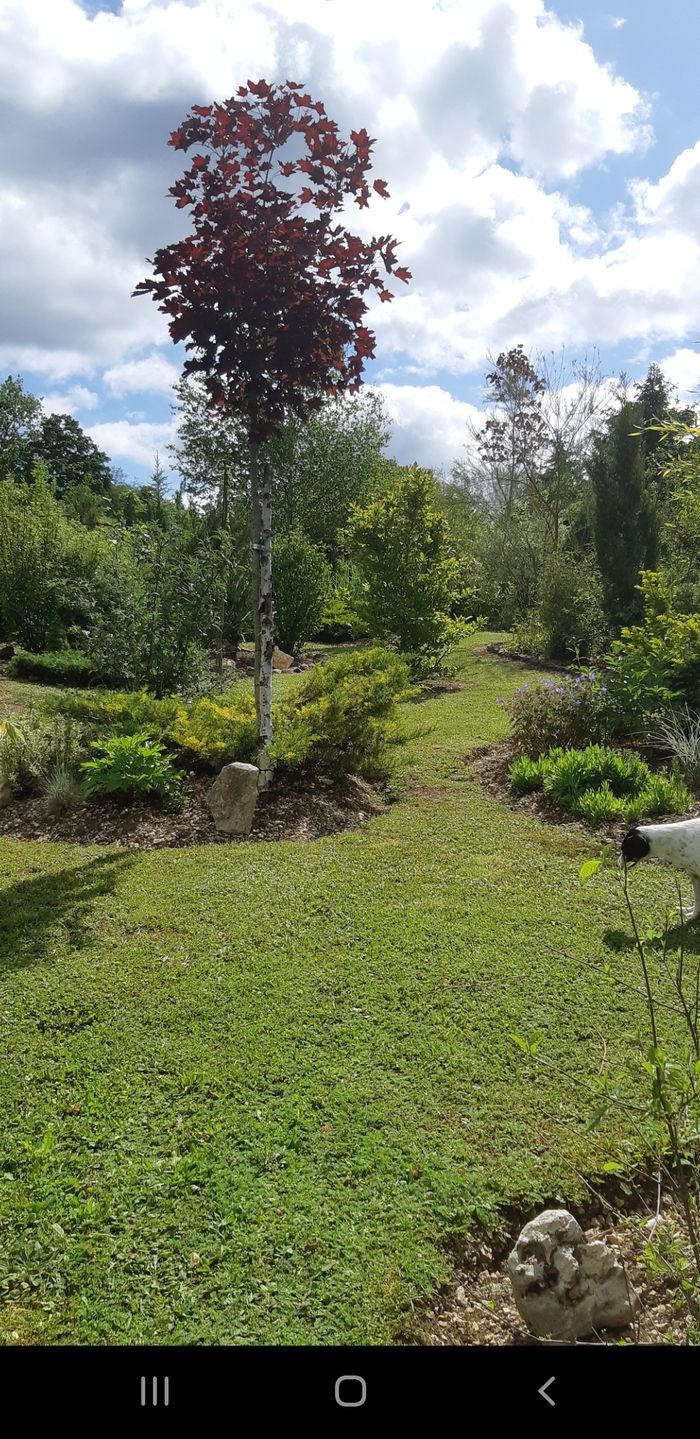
[{"left": 0, "top": 634, "right": 689, "bottom": 1344}]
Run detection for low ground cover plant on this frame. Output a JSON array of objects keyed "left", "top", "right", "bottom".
[{"left": 508, "top": 743, "right": 691, "bottom": 825}]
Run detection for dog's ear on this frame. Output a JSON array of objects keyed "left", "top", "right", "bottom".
[{"left": 621, "top": 828, "right": 650, "bottom": 864}]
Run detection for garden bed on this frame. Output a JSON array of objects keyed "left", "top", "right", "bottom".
[
  {"left": 476, "top": 641, "right": 572, "bottom": 674},
  {"left": 0, "top": 769, "right": 387, "bottom": 850},
  {"left": 465, "top": 739, "right": 700, "bottom": 845}
]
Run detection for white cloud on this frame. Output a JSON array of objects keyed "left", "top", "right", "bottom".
[
  {"left": 85, "top": 418, "right": 177, "bottom": 470},
  {"left": 655, "top": 346, "right": 700, "bottom": 401},
  {"left": 369, "top": 382, "right": 485, "bottom": 471},
  {"left": 630, "top": 141, "right": 700, "bottom": 235},
  {"left": 610, "top": 16, "right": 627, "bottom": 29},
  {"left": 103, "top": 353, "right": 181, "bottom": 396},
  {"left": 0, "top": 0, "right": 694, "bottom": 470},
  {"left": 40, "top": 385, "right": 100, "bottom": 415}
]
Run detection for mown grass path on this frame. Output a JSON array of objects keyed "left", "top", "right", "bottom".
[{"left": 0, "top": 634, "right": 687, "bottom": 1343}]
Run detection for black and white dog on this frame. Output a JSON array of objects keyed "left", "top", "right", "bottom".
[{"left": 621, "top": 819, "right": 700, "bottom": 922}]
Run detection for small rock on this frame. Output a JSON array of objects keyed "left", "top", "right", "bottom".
[
  {"left": 507, "top": 1208, "right": 638, "bottom": 1340},
  {"left": 205, "top": 762, "right": 259, "bottom": 835},
  {"left": 0, "top": 775, "right": 14, "bottom": 809}
]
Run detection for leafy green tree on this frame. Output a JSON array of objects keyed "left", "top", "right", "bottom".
[
  {"left": 345, "top": 464, "right": 465, "bottom": 676},
  {"left": 273, "top": 529, "right": 331, "bottom": 656},
  {"left": 0, "top": 374, "right": 43, "bottom": 481},
  {"left": 591, "top": 399, "right": 658, "bottom": 629},
  {"left": 0, "top": 462, "right": 110, "bottom": 650},
  {"left": 268, "top": 388, "right": 391, "bottom": 560},
  {"left": 88, "top": 518, "right": 221, "bottom": 696},
  {"left": 27, "top": 412, "right": 112, "bottom": 499},
  {"left": 634, "top": 417, "right": 700, "bottom": 611},
  {"left": 169, "top": 372, "right": 251, "bottom": 668}
]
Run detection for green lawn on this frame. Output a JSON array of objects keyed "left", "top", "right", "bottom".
[{"left": 0, "top": 633, "right": 691, "bottom": 1344}]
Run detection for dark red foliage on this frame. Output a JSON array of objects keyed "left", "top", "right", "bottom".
[{"left": 133, "top": 79, "right": 411, "bottom": 441}]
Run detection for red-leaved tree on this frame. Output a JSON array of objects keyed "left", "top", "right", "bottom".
[{"left": 133, "top": 78, "right": 410, "bottom": 787}]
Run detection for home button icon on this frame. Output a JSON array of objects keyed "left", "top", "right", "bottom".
[{"left": 335, "top": 1375, "right": 367, "bottom": 1408}]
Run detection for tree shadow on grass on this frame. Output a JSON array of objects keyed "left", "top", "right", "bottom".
[
  {"left": 0, "top": 853, "right": 134, "bottom": 978},
  {"left": 603, "top": 924, "right": 700, "bottom": 958}
]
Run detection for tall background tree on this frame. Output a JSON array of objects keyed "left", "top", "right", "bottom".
[
  {"left": 591, "top": 395, "right": 658, "bottom": 629},
  {"left": 0, "top": 374, "right": 43, "bottom": 481},
  {"left": 134, "top": 78, "right": 410, "bottom": 785}
]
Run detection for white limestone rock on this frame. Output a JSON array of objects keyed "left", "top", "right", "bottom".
[
  {"left": 507, "top": 1208, "right": 638, "bottom": 1340},
  {"left": 206, "top": 761, "right": 259, "bottom": 835}
]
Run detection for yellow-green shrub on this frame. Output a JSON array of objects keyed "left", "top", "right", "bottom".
[
  {"left": 41, "top": 688, "right": 183, "bottom": 736},
  {"left": 169, "top": 695, "right": 258, "bottom": 767},
  {"left": 269, "top": 647, "right": 416, "bottom": 778}
]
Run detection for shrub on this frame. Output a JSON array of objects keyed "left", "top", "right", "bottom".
[
  {"left": 345, "top": 465, "right": 470, "bottom": 677},
  {"left": 86, "top": 522, "right": 221, "bottom": 696},
  {"left": 315, "top": 595, "right": 364, "bottom": 643},
  {"left": 80, "top": 733, "right": 184, "bottom": 808},
  {"left": 43, "top": 686, "right": 257, "bottom": 771},
  {"left": 601, "top": 572, "right": 700, "bottom": 735},
  {"left": 0, "top": 714, "right": 48, "bottom": 792},
  {"left": 273, "top": 529, "right": 331, "bottom": 656},
  {"left": 503, "top": 672, "right": 611, "bottom": 757},
  {"left": 269, "top": 646, "right": 416, "bottom": 779},
  {"left": 0, "top": 711, "right": 88, "bottom": 795},
  {"left": 651, "top": 706, "right": 700, "bottom": 794},
  {"left": 41, "top": 688, "right": 183, "bottom": 738},
  {"left": 508, "top": 742, "right": 692, "bottom": 826},
  {"left": 626, "top": 769, "right": 693, "bottom": 823},
  {"left": 168, "top": 695, "right": 258, "bottom": 768},
  {"left": 514, "top": 552, "right": 609, "bottom": 663},
  {"left": 314, "top": 561, "right": 370, "bottom": 642},
  {"left": 601, "top": 646, "right": 679, "bottom": 738},
  {"left": 6, "top": 647, "right": 94, "bottom": 686}
]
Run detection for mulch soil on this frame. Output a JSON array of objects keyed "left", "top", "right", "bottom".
[{"left": 0, "top": 770, "right": 388, "bottom": 851}]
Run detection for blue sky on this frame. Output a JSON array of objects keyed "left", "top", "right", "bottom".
[{"left": 2, "top": 0, "right": 700, "bottom": 489}]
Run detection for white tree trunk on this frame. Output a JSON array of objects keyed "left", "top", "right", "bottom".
[{"left": 249, "top": 439, "right": 275, "bottom": 790}]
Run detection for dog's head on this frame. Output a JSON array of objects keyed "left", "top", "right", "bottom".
[{"left": 621, "top": 827, "right": 651, "bottom": 866}]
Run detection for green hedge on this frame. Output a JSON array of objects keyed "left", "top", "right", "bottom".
[{"left": 5, "top": 648, "right": 95, "bottom": 686}]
